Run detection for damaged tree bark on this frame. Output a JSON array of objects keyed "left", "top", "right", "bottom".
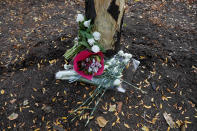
[{"left": 85, "top": 0, "right": 126, "bottom": 50}]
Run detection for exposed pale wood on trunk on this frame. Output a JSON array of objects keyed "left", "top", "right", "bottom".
[{"left": 85, "top": 0, "right": 126, "bottom": 50}]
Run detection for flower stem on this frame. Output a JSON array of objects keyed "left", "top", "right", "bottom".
[
  {"left": 64, "top": 44, "right": 85, "bottom": 60},
  {"left": 85, "top": 87, "right": 107, "bottom": 126},
  {"left": 122, "top": 80, "right": 147, "bottom": 94}
]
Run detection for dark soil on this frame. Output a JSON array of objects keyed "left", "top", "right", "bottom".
[{"left": 0, "top": 0, "right": 197, "bottom": 130}]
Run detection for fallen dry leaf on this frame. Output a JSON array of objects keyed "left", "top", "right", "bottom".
[
  {"left": 1, "top": 89, "right": 5, "bottom": 94},
  {"left": 117, "top": 102, "right": 123, "bottom": 113},
  {"left": 10, "top": 99, "right": 17, "bottom": 104},
  {"left": 176, "top": 120, "right": 183, "bottom": 127},
  {"left": 124, "top": 123, "right": 130, "bottom": 128},
  {"left": 8, "top": 113, "right": 18, "bottom": 120},
  {"left": 23, "top": 99, "right": 29, "bottom": 106},
  {"left": 108, "top": 104, "right": 116, "bottom": 112},
  {"left": 141, "top": 126, "right": 149, "bottom": 131},
  {"left": 163, "top": 112, "right": 176, "bottom": 128},
  {"left": 96, "top": 116, "right": 108, "bottom": 127},
  {"left": 144, "top": 105, "right": 151, "bottom": 109},
  {"left": 162, "top": 96, "right": 168, "bottom": 101}
]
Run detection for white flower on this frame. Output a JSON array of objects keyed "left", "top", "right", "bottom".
[
  {"left": 91, "top": 45, "right": 100, "bottom": 53},
  {"left": 118, "top": 50, "right": 124, "bottom": 56},
  {"left": 84, "top": 20, "right": 91, "bottom": 28},
  {"left": 93, "top": 31, "right": 101, "bottom": 40},
  {"left": 123, "top": 58, "right": 130, "bottom": 64},
  {"left": 124, "top": 53, "right": 132, "bottom": 59},
  {"left": 117, "top": 86, "right": 126, "bottom": 93},
  {"left": 88, "top": 38, "right": 95, "bottom": 46},
  {"left": 76, "top": 14, "right": 84, "bottom": 22},
  {"left": 113, "top": 79, "right": 121, "bottom": 86}
]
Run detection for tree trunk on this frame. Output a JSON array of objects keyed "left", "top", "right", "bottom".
[{"left": 85, "top": 0, "right": 126, "bottom": 50}]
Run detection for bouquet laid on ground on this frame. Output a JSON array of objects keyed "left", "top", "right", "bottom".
[{"left": 56, "top": 14, "right": 146, "bottom": 126}]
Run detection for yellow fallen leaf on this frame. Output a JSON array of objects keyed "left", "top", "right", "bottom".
[
  {"left": 89, "top": 116, "right": 94, "bottom": 120},
  {"left": 34, "top": 128, "right": 40, "bottom": 131},
  {"left": 42, "top": 116, "right": 44, "bottom": 121},
  {"left": 167, "top": 127, "right": 170, "bottom": 131},
  {"left": 162, "top": 96, "right": 168, "bottom": 101},
  {"left": 124, "top": 123, "right": 130, "bottom": 128},
  {"left": 1, "top": 89, "right": 5, "bottom": 94},
  {"left": 49, "top": 59, "right": 57, "bottom": 65},
  {"left": 140, "top": 56, "right": 146, "bottom": 59},
  {"left": 174, "top": 83, "right": 178, "bottom": 88},
  {"left": 176, "top": 120, "right": 183, "bottom": 127},
  {"left": 141, "top": 126, "right": 149, "bottom": 131},
  {"left": 144, "top": 105, "right": 151, "bottom": 109},
  {"left": 160, "top": 103, "right": 163, "bottom": 109},
  {"left": 52, "top": 97, "right": 56, "bottom": 102},
  {"left": 112, "top": 122, "right": 116, "bottom": 126},
  {"left": 96, "top": 116, "right": 108, "bottom": 127},
  {"left": 62, "top": 117, "right": 67, "bottom": 120},
  {"left": 116, "top": 116, "right": 120, "bottom": 123},
  {"left": 184, "top": 120, "right": 192, "bottom": 124},
  {"left": 152, "top": 117, "right": 157, "bottom": 124}
]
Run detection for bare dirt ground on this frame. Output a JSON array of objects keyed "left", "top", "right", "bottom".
[{"left": 0, "top": 0, "right": 197, "bottom": 130}]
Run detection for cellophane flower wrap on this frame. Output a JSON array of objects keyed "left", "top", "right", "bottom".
[{"left": 73, "top": 50, "right": 104, "bottom": 80}]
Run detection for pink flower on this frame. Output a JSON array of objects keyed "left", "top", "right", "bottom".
[{"left": 73, "top": 50, "right": 104, "bottom": 80}]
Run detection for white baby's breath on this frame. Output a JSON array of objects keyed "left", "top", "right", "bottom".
[
  {"left": 88, "top": 38, "right": 95, "bottom": 46},
  {"left": 93, "top": 31, "right": 101, "bottom": 40},
  {"left": 91, "top": 45, "right": 100, "bottom": 53},
  {"left": 123, "top": 58, "right": 130, "bottom": 65},
  {"left": 76, "top": 14, "right": 84, "bottom": 22},
  {"left": 104, "top": 65, "right": 109, "bottom": 69},
  {"left": 113, "top": 79, "right": 121, "bottom": 86},
  {"left": 84, "top": 20, "right": 91, "bottom": 28},
  {"left": 118, "top": 50, "right": 124, "bottom": 56}
]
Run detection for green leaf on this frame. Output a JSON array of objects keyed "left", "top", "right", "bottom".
[
  {"left": 85, "top": 32, "right": 93, "bottom": 39},
  {"left": 86, "top": 24, "right": 94, "bottom": 33},
  {"left": 79, "top": 30, "right": 86, "bottom": 38},
  {"left": 79, "top": 41, "right": 91, "bottom": 50}
]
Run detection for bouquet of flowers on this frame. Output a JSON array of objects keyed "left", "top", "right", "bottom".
[
  {"left": 63, "top": 14, "right": 105, "bottom": 60},
  {"left": 56, "top": 14, "right": 146, "bottom": 126}
]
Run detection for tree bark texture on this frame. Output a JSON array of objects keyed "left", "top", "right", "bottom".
[{"left": 85, "top": 0, "right": 126, "bottom": 50}]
